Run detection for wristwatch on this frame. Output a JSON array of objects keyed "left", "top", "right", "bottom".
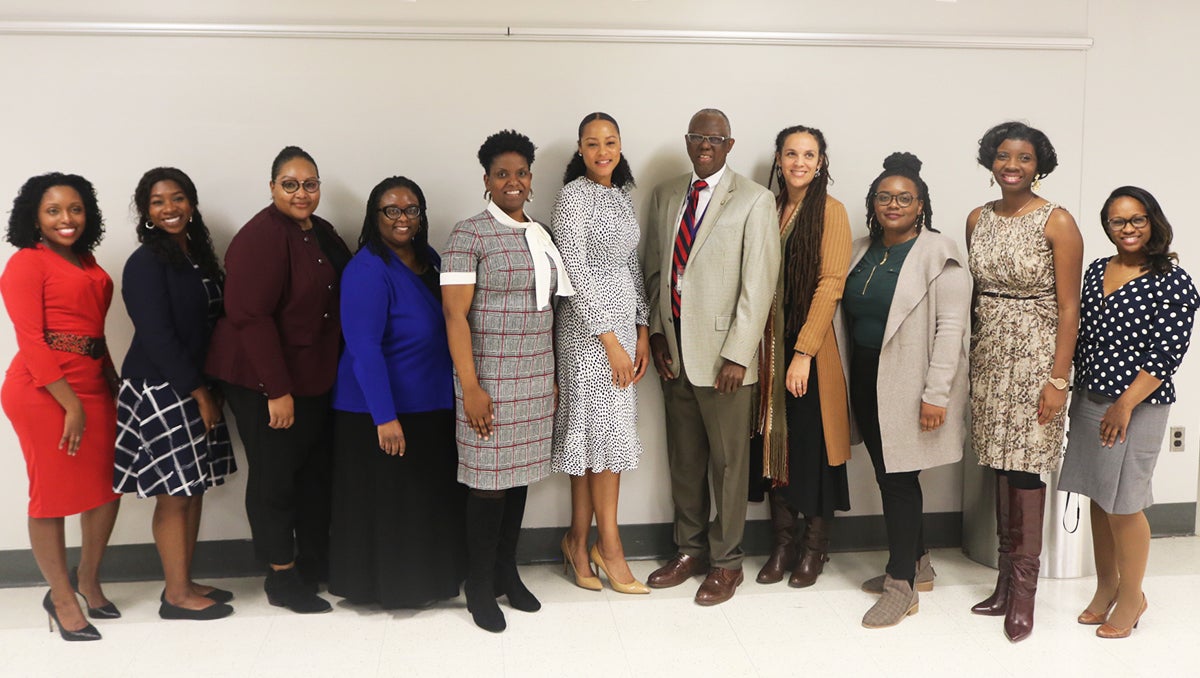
[{"left": 1047, "top": 377, "right": 1068, "bottom": 391}]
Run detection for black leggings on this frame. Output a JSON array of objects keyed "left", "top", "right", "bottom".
[{"left": 850, "top": 346, "right": 925, "bottom": 583}]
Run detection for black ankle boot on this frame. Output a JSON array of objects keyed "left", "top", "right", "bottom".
[
  {"left": 494, "top": 486, "right": 540, "bottom": 612},
  {"left": 264, "top": 568, "right": 331, "bottom": 614},
  {"left": 466, "top": 492, "right": 507, "bottom": 632}
]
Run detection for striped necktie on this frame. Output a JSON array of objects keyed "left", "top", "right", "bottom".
[{"left": 671, "top": 179, "right": 708, "bottom": 319}]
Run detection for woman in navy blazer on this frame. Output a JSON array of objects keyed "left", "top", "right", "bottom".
[
  {"left": 114, "top": 167, "right": 235, "bottom": 620},
  {"left": 328, "top": 176, "right": 466, "bottom": 608},
  {"left": 206, "top": 146, "right": 351, "bottom": 614}
]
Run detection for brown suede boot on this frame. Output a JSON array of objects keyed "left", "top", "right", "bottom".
[
  {"left": 1004, "top": 483, "right": 1045, "bottom": 643},
  {"left": 788, "top": 516, "right": 830, "bottom": 588},
  {"left": 971, "top": 473, "right": 1012, "bottom": 616},
  {"left": 756, "top": 491, "right": 799, "bottom": 584}
]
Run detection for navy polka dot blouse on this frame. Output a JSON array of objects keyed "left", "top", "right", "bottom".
[{"left": 1074, "top": 257, "right": 1199, "bottom": 404}]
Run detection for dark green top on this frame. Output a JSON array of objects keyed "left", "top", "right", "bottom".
[{"left": 843, "top": 235, "right": 917, "bottom": 349}]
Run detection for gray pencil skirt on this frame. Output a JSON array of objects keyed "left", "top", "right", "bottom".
[{"left": 1058, "top": 390, "right": 1171, "bottom": 515}]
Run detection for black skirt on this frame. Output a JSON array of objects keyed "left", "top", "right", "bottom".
[
  {"left": 328, "top": 409, "right": 467, "bottom": 608},
  {"left": 778, "top": 350, "right": 851, "bottom": 518}
]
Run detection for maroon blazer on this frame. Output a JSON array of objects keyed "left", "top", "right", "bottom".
[{"left": 206, "top": 204, "right": 350, "bottom": 398}]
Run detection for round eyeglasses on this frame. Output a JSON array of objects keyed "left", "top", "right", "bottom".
[
  {"left": 378, "top": 205, "right": 422, "bottom": 221},
  {"left": 278, "top": 179, "right": 321, "bottom": 194},
  {"left": 873, "top": 191, "right": 916, "bottom": 208}
]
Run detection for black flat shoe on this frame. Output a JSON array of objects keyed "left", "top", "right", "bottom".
[
  {"left": 43, "top": 591, "right": 101, "bottom": 641},
  {"left": 200, "top": 586, "right": 235, "bottom": 604},
  {"left": 68, "top": 567, "right": 122, "bottom": 619},
  {"left": 158, "top": 591, "right": 234, "bottom": 621}
]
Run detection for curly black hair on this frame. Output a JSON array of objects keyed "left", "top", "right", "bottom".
[
  {"left": 562, "top": 112, "right": 636, "bottom": 188},
  {"left": 132, "top": 167, "right": 224, "bottom": 282},
  {"left": 864, "top": 152, "right": 938, "bottom": 241},
  {"left": 771, "top": 125, "right": 832, "bottom": 338},
  {"left": 6, "top": 172, "right": 105, "bottom": 252},
  {"left": 478, "top": 130, "right": 536, "bottom": 172},
  {"left": 1100, "top": 185, "right": 1178, "bottom": 276},
  {"left": 271, "top": 145, "right": 319, "bottom": 181},
  {"left": 976, "top": 121, "right": 1059, "bottom": 179},
  {"left": 357, "top": 175, "right": 432, "bottom": 271}
]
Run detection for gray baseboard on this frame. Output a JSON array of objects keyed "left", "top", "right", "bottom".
[{"left": 2, "top": 504, "right": 1193, "bottom": 588}]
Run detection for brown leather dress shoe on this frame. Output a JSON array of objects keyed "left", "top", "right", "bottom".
[
  {"left": 695, "top": 567, "right": 744, "bottom": 606},
  {"left": 647, "top": 553, "right": 707, "bottom": 589}
]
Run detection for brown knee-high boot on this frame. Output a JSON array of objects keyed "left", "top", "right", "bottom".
[
  {"left": 757, "top": 490, "right": 799, "bottom": 584},
  {"left": 971, "top": 473, "right": 1011, "bottom": 615},
  {"left": 788, "top": 516, "right": 830, "bottom": 588},
  {"left": 1004, "top": 483, "right": 1046, "bottom": 642}
]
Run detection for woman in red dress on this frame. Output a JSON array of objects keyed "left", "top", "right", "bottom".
[{"left": 2, "top": 173, "right": 122, "bottom": 641}]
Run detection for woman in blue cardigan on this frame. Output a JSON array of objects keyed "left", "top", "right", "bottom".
[
  {"left": 114, "top": 167, "right": 235, "bottom": 620},
  {"left": 328, "top": 176, "right": 467, "bottom": 608}
]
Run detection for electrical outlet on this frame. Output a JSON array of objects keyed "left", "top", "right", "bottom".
[{"left": 1169, "top": 427, "right": 1185, "bottom": 452}]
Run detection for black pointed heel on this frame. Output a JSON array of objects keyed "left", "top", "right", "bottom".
[
  {"left": 43, "top": 591, "right": 101, "bottom": 641},
  {"left": 68, "top": 567, "right": 121, "bottom": 619}
]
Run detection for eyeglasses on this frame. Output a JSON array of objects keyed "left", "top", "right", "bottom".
[
  {"left": 873, "top": 191, "right": 917, "bottom": 208},
  {"left": 378, "top": 205, "right": 422, "bottom": 221},
  {"left": 1105, "top": 214, "right": 1149, "bottom": 231},
  {"left": 277, "top": 179, "right": 321, "bottom": 194},
  {"left": 684, "top": 133, "right": 730, "bottom": 146}
]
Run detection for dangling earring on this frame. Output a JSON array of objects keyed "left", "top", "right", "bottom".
[
  {"left": 814, "top": 168, "right": 822, "bottom": 178},
  {"left": 989, "top": 176, "right": 995, "bottom": 188},
  {"left": 918, "top": 212, "right": 926, "bottom": 230},
  {"left": 1032, "top": 177, "right": 1042, "bottom": 192},
  {"left": 144, "top": 220, "right": 155, "bottom": 230},
  {"left": 188, "top": 215, "right": 193, "bottom": 224},
  {"left": 483, "top": 190, "right": 491, "bottom": 202},
  {"left": 526, "top": 187, "right": 534, "bottom": 203}
]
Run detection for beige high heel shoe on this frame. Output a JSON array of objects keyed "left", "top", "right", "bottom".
[
  {"left": 1077, "top": 597, "right": 1116, "bottom": 625},
  {"left": 561, "top": 536, "right": 601, "bottom": 591},
  {"left": 1097, "top": 595, "right": 1147, "bottom": 639},
  {"left": 590, "top": 544, "right": 650, "bottom": 595}
]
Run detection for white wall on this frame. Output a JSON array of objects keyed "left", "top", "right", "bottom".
[{"left": 1, "top": 1, "right": 1194, "bottom": 551}]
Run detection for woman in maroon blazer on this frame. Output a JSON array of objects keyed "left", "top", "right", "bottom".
[{"left": 206, "top": 146, "right": 351, "bottom": 613}]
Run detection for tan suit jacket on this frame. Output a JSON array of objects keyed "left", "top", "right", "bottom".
[{"left": 643, "top": 168, "right": 780, "bottom": 387}]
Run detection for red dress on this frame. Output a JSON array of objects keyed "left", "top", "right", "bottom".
[{"left": 1, "top": 245, "right": 120, "bottom": 518}]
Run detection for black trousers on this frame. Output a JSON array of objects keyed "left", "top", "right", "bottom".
[
  {"left": 849, "top": 346, "right": 925, "bottom": 582},
  {"left": 225, "top": 383, "right": 334, "bottom": 571}
]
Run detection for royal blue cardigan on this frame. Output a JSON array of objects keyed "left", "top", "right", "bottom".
[{"left": 332, "top": 245, "right": 453, "bottom": 423}]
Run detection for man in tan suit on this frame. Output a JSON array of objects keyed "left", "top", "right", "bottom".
[{"left": 643, "top": 109, "right": 780, "bottom": 605}]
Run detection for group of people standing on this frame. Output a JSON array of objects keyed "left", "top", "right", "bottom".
[{"left": 2, "top": 109, "right": 1195, "bottom": 645}]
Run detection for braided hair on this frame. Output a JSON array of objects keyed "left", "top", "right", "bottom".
[
  {"left": 770, "top": 125, "right": 831, "bottom": 338},
  {"left": 863, "top": 152, "right": 938, "bottom": 241}
]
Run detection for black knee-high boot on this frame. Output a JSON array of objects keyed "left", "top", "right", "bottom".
[
  {"left": 465, "top": 492, "right": 506, "bottom": 632},
  {"left": 494, "top": 486, "right": 540, "bottom": 612}
]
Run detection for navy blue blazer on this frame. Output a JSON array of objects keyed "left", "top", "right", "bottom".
[{"left": 120, "top": 244, "right": 221, "bottom": 396}]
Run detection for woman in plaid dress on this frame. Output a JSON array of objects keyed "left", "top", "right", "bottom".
[{"left": 442, "top": 130, "right": 573, "bottom": 632}]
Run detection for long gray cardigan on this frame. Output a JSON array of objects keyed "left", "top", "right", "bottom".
[{"left": 834, "top": 231, "right": 972, "bottom": 473}]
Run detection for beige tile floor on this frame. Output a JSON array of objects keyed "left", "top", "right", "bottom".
[{"left": 2, "top": 537, "right": 1198, "bottom": 677}]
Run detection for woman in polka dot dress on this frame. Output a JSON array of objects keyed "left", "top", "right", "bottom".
[
  {"left": 551, "top": 112, "right": 651, "bottom": 594},
  {"left": 1059, "top": 186, "right": 1197, "bottom": 639}
]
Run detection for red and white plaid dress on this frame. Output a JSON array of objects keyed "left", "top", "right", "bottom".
[{"left": 441, "top": 209, "right": 558, "bottom": 490}]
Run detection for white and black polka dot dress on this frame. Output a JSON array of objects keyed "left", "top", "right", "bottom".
[
  {"left": 1073, "top": 257, "right": 1198, "bottom": 403},
  {"left": 550, "top": 177, "right": 649, "bottom": 475}
]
